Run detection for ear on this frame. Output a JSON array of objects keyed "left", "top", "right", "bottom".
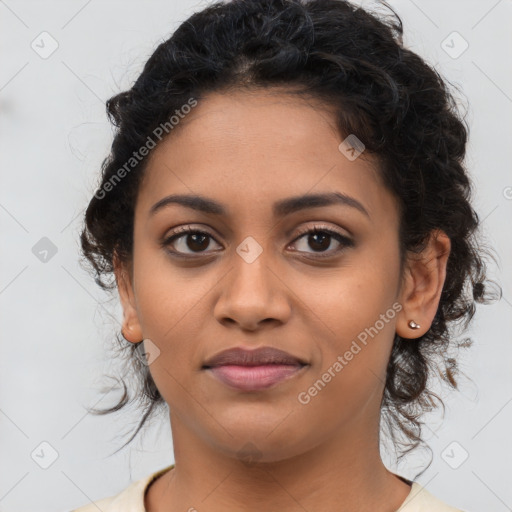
[
  {"left": 113, "top": 251, "right": 143, "bottom": 343},
  {"left": 396, "top": 229, "right": 451, "bottom": 339}
]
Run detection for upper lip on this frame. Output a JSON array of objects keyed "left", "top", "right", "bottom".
[{"left": 202, "top": 346, "right": 308, "bottom": 368}]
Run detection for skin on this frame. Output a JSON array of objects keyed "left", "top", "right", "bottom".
[{"left": 114, "top": 88, "right": 451, "bottom": 512}]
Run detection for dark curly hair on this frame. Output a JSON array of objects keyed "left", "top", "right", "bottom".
[{"left": 79, "top": 0, "right": 500, "bottom": 470}]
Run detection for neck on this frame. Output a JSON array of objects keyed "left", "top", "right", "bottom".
[{"left": 145, "top": 415, "right": 412, "bottom": 512}]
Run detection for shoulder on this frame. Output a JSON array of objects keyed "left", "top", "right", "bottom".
[
  {"left": 70, "top": 465, "right": 174, "bottom": 512},
  {"left": 397, "top": 481, "right": 466, "bottom": 512}
]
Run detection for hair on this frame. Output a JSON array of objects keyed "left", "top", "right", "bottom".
[{"left": 79, "top": 0, "right": 500, "bottom": 470}]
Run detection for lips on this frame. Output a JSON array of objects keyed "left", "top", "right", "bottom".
[
  {"left": 202, "top": 346, "right": 308, "bottom": 392},
  {"left": 202, "top": 346, "right": 307, "bottom": 368}
]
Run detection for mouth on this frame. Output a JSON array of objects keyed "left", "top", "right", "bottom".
[{"left": 202, "top": 346, "right": 309, "bottom": 392}]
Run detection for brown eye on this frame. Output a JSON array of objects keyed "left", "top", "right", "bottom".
[
  {"left": 290, "top": 226, "right": 354, "bottom": 257},
  {"left": 162, "top": 227, "right": 221, "bottom": 255}
]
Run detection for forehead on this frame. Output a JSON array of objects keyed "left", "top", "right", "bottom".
[
  {"left": 137, "top": 89, "right": 396, "bottom": 223},
  {"left": 151, "top": 89, "right": 356, "bottom": 163}
]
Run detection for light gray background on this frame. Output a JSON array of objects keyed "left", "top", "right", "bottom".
[{"left": 1, "top": 1, "right": 511, "bottom": 511}]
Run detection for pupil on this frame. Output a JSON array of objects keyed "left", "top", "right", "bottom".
[
  {"left": 309, "top": 233, "right": 330, "bottom": 251},
  {"left": 188, "top": 234, "right": 209, "bottom": 251}
]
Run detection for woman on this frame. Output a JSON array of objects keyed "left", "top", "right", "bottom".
[{"left": 73, "top": 0, "right": 494, "bottom": 510}]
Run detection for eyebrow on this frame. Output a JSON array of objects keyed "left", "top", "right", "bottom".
[{"left": 149, "top": 192, "right": 370, "bottom": 218}]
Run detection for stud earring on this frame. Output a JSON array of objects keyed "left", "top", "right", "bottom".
[{"left": 408, "top": 320, "right": 421, "bottom": 330}]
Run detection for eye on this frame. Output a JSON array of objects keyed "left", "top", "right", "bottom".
[
  {"left": 161, "top": 224, "right": 354, "bottom": 259},
  {"left": 161, "top": 226, "right": 222, "bottom": 256},
  {"left": 289, "top": 225, "right": 354, "bottom": 257}
]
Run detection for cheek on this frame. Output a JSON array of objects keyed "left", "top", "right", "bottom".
[
  {"left": 132, "top": 241, "right": 206, "bottom": 337},
  {"left": 131, "top": 264, "right": 208, "bottom": 404},
  {"left": 295, "top": 288, "right": 399, "bottom": 429},
  {"left": 303, "top": 258, "right": 400, "bottom": 342},
  {"left": 297, "top": 244, "right": 401, "bottom": 385}
]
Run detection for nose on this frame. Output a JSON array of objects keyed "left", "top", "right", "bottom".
[{"left": 213, "top": 252, "right": 292, "bottom": 332}]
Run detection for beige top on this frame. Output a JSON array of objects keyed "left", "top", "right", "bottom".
[{"left": 71, "top": 465, "right": 465, "bottom": 512}]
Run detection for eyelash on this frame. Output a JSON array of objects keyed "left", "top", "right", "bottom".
[{"left": 161, "top": 224, "right": 354, "bottom": 259}]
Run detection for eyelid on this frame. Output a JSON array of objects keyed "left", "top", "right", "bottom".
[
  {"left": 291, "top": 223, "right": 351, "bottom": 242},
  {"left": 287, "top": 224, "right": 354, "bottom": 257},
  {"left": 161, "top": 224, "right": 221, "bottom": 248},
  {"left": 163, "top": 222, "right": 350, "bottom": 242},
  {"left": 161, "top": 222, "right": 354, "bottom": 258}
]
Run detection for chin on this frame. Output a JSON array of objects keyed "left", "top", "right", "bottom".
[{"left": 208, "top": 421, "right": 311, "bottom": 465}]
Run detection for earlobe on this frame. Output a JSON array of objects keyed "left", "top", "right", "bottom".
[
  {"left": 121, "top": 324, "right": 143, "bottom": 344},
  {"left": 113, "top": 252, "right": 144, "bottom": 344},
  {"left": 396, "top": 230, "right": 451, "bottom": 339}
]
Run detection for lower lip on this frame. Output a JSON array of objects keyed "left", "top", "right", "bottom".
[{"left": 206, "top": 364, "right": 306, "bottom": 391}]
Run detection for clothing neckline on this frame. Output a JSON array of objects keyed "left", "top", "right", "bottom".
[
  {"left": 142, "top": 464, "right": 419, "bottom": 511},
  {"left": 143, "top": 464, "right": 175, "bottom": 499}
]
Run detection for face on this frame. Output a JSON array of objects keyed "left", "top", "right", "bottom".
[{"left": 115, "top": 88, "right": 450, "bottom": 462}]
